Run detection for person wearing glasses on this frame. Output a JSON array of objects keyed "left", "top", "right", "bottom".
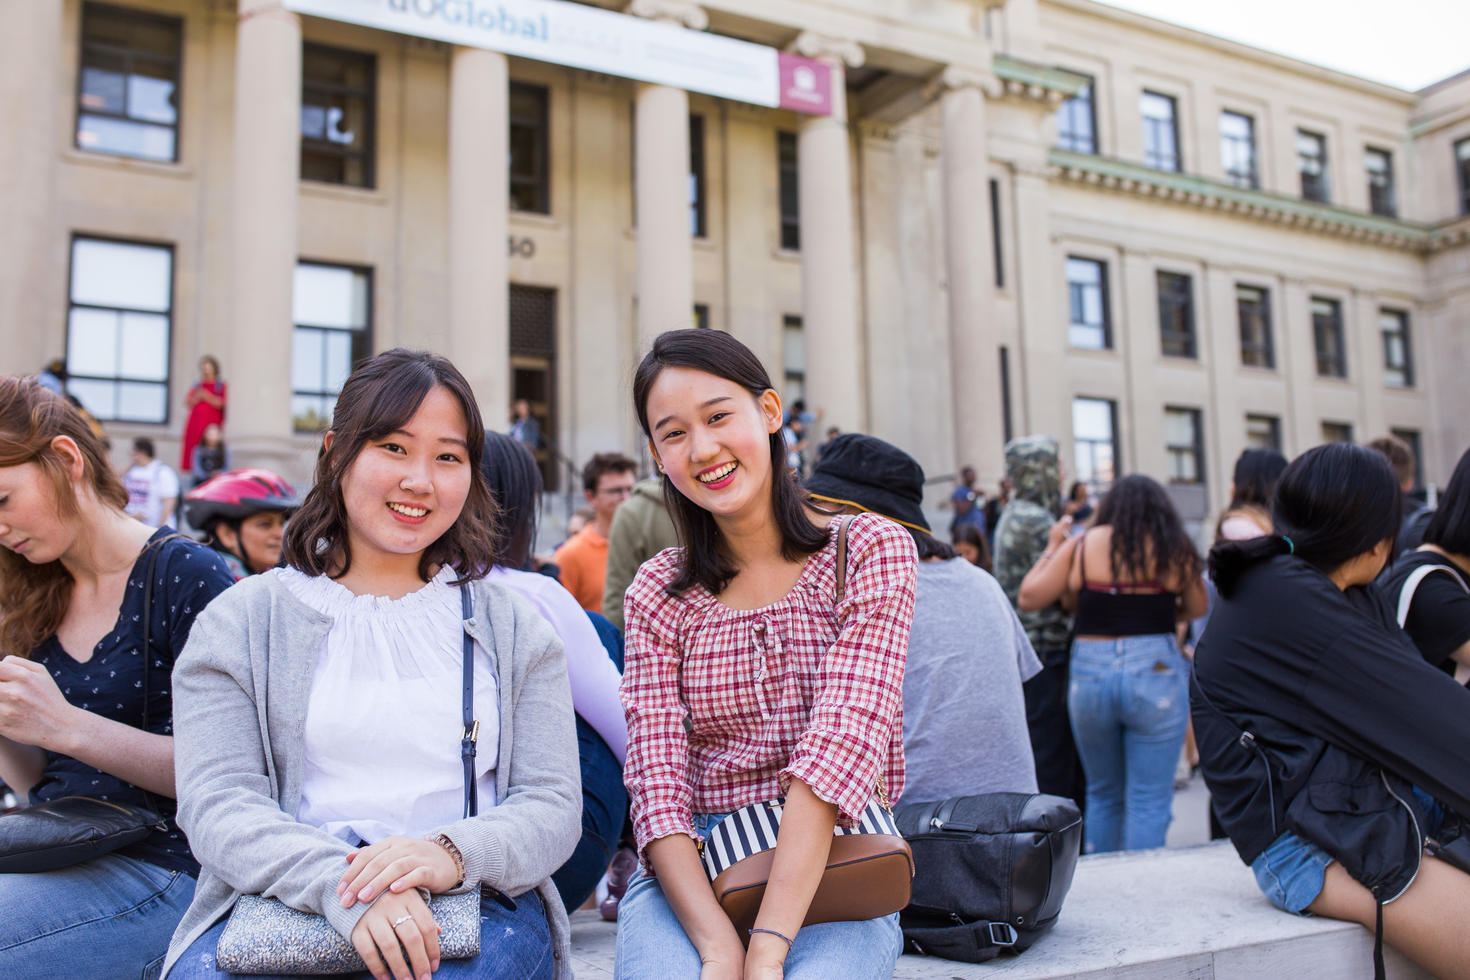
[{"left": 555, "top": 453, "right": 638, "bottom": 614}]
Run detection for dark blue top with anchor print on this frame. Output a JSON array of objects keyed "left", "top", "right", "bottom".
[{"left": 32, "top": 529, "right": 235, "bottom": 875}]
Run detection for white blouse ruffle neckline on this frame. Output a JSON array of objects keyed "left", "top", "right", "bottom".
[{"left": 281, "top": 566, "right": 500, "bottom": 843}]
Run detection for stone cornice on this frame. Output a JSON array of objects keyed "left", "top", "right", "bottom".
[
  {"left": 791, "top": 32, "right": 865, "bottom": 70},
  {"left": 992, "top": 55, "right": 1089, "bottom": 106},
  {"left": 1430, "top": 216, "right": 1470, "bottom": 250},
  {"left": 625, "top": 0, "right": 708, "bottom": 31},
  {"left": 1049, "top": 149, "right": 1440, "bottom": 253}
]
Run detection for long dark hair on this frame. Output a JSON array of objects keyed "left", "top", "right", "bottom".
[
  {"left": 1092, "top": 474, "right": 1199, "bottom": 583},
  {"left": 632, "top": 329, "right": 827, "bottom": 596},
  {"left": 1210, "top": 443, "right": 1400, "bottom": 596},
  {"left": 0, "top": 377, "right": 129, "bottom": 657},
  {"left": 1229, "top": 448, "right": 1288, "bottom": 510},
  {"left": 282, "top": 349, "right": 498, "bottom": 583},
  {"left": 480, "top": 430, "right": 541, "bottom": 569},
  {"left": 950, "top": 522, "right": 991, "bottom": 571},
  {"left": 1424, "top": 445, "right": 1470, "bottom": 555}
]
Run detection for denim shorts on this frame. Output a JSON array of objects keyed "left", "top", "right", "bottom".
[{"left": 1251, "top": 831, "right": 1334, "bottom": 915}]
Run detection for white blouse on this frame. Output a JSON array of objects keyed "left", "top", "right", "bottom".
[{"left": 284, "top": 566, "right": 500, "bottom": 844}]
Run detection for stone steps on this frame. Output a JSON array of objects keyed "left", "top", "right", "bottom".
[{"left": 568, "top": 841, "right": 1432, "bottom": 979}]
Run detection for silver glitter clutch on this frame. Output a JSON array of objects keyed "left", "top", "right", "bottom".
[{"left": 214, "top": 890, "right": 481, "bottom": 975}]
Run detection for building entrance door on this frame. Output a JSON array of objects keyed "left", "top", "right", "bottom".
[{"left": 510, "top": 285, "right": 558, "bottom": 491}]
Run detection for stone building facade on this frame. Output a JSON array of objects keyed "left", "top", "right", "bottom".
[{"left": 2, "top": 0, "right": 1467, "bottom": 522}]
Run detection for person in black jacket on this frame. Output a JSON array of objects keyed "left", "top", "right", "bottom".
[
  {"left": 1192, "top": 443, "right": 1470, "bottom": 980},
  {"left": 1381, "top": 444, "right": 1470, "bottom": 686}
]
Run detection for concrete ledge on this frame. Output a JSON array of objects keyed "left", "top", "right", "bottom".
[{"left": 568, "top": 842, "right": 1432, "bottom": 978}]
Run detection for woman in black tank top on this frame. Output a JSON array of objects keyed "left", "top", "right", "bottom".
[{"left": 1018, "top": 475, "right": 1206, "bottom": 853}]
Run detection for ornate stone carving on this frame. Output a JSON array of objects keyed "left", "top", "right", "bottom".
[
  {"left": 791, "top": 32, "right": 865, "bottom": 70},
  {"left": 626, "top": 0, "right": 708, "bottom": 31},
  {"left": 939, "top": 65, "right": 1000, "bottom": 99}
]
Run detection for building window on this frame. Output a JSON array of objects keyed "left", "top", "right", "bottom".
[
  {"left": 782, "top": 315, "right": 804, "bottom": 402},
  {"left": 990, "top": 178, "right": 1004, "bottom": 288},
  {"left": 509, "top": 82, "right": 550, "bottom": 214},
  {"left": 692, "top": 304, "right": 709, "bottom": 329},
  {"left": 689, "top": 114, "right": 706, "bottom": 238},
  {"left": 76, "top": 3, "right": 182, "bottom": 162},
  {"left": 1219, "top": 111, "right": 1258, "bottom": 189},
  {"left": 1321, "top": 421, "right": 1354, "bottom": 444},
  {"left": 1066, "top": 257, "right": 1110, "bottom": 350},
  {"left": 1392, "top": 428, "right": 1424, "bottom": 489},
  {"left": 1072, "top": 397, "right": 1119, "bottom": 492},
  {"left": 1245, "top": 414, "right": 1281, "bottom": 452},
  {"left": 65, "top": 236, "right": 172, "bottom": 423},
  {"left": 1141, "top": 91, "right": 1181, "bottom": 172},
  {"left": 1380, "top": 308, "right": 1413, "bottom": 387},
  {"left": 1157, "top": 271, "right": 1196, "bottom": 358},
  {"left": 1312, "top": 296, "right": 1347, "bottom": 378},
  {"left": 292, "top": 262, "right": 371, "bottom": 432},
  {"left": 1237, "top": 284, "right": 1274, "bottom": 369},
  {"left": 1456, "top": 139, "right": 1470, "bottom": 216},
  {"left": 1365, "top": 147, "right": 1396, "bottom": 217},
  {"left": 778, "top": 131, "right": 799, "bottom": 251},
  {"left": 300, "top": 43, "right": 375, "bottom": 188},
  {"left": 1164, "top": 407, "right": 1205, "bottom": 485},
  {"left": 1297, "top": 129, "right": 1329, "bottom": 203},
  {"left": 1056, "top": 75, "right": 1096, "bottom": 154}
]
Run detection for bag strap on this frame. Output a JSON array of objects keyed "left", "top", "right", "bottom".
[
  {"left": 832, "top": 515, "right": 854, "bottom": 603},
  {"left": 1395, "top": 564, "right": 1468, "bottom": 629},
  {"left": 138, "top": 533, "right": 186, "bottom": 821},
  {"left": 460, "top": 584, "right": 478, "bottom": 819}
]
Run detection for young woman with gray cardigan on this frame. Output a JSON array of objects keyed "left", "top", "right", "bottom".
[{"left": 162, "top": 350, "right": 581, "bottom": 980}]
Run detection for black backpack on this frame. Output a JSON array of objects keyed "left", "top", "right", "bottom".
[{"left": 893, "top": 792, "right": 1082, "bottom": 963}]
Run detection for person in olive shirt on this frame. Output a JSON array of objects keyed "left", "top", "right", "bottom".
[{"left": 992, "top": 436, "right": 1083, "bottom": 806}]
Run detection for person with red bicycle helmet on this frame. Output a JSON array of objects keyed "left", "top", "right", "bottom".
[{"left": 184, "top": 468, "right": 299, "bottom": 579}]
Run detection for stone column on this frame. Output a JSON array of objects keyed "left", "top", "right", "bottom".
[
  {"left": 1011, "top": 164, "right": 1066, "bottom": 443},
  {"left": 448, "top": 46, "right": 509, "bottom": 423},
  {"left": 230, "top": 0, "right": 300, "bottom": 460},
  {"left": 1281, "top": 278, "right": 1319, "bottom": 455},
  {"left": 793, "top": 32, "right": 866, "bottom": 433},
  {"left": 628, "top": 1, "right": 704, "bottom": 353},
  {"left": 0, "top": 0, "right": 61, "bottom": 375},
  {"left": 940, "top": 67, "right": 1005, "bottom": 486}
]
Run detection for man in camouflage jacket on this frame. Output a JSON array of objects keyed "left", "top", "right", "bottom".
[{"left": 992, "top": 436, "right": 1085, "bottom": 807}]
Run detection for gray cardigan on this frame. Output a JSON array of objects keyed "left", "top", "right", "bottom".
[{"left": 162, "top": 570, "right": 581, "bottom": 979}]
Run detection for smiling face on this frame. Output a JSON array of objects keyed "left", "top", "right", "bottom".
[
  {"left": 0, "top": 459, "right": 77, "bottom": 565},
  {"left": 645, "top": 366, "right": 784, "bottom": 524},
  {"left": 335, "top": 385, "right": 472, "bottom": 573}
]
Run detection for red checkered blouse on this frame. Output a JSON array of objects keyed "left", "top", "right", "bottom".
[{"left": 620, "top": 513, "right": 917, "bottom": 866}]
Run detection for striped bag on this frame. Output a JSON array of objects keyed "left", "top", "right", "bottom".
[{"left": 699, "top": 792, "right": 914, "bottom": 942}]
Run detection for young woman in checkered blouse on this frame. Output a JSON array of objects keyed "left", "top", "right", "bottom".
[{"left": 614, "top": 330, "right": 919, "bottom": 980}]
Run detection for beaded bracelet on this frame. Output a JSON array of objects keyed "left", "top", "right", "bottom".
[
  {"left": 426, "top": 832, "right": 466, "bottom": 889},
  {"left": 748, "top": 927, "right": 795, "bottom": 951}
]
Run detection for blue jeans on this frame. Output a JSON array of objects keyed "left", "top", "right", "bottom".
[
  {"left": 170, "top": 887, "right": 552, "bottom": 979},
  {"left": 552, "top": 714, "right": 630, "bottom": 911},
  {"left": 614, "top": 813, "right": 902, "bottom": 980},
  {"left": 1068, "top": 634, "right": 1189, "bottom": 853},
  {"left": 0, "top": 853, "right": 196, "bottom": 980},
  {"left": 1252, "top": 832, "right": 1334, "bottom": 914}
]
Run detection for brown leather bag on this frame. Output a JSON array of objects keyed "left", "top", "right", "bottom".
[{"left": 702, "top": 515, "right": 914, "bottom": 943}]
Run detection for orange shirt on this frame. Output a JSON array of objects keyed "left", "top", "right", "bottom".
[{"left": 555, "top": 525, "right": 609, "bottom": 614}]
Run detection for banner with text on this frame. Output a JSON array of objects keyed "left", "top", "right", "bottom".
[{"left": 281, "top": 0, "right": 833, "bottom": 115}]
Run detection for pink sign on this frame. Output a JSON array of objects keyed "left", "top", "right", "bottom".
[{"left": 777, "top": 52, "right": 833, "bottom": 116}]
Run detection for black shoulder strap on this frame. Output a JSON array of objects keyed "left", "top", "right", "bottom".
[
  {"left": 139, "top": 533, "right": 188, "bottom": 732},
  {"left": 460, "top": 583, "right": 478, "bottom": 819},
  {"left": 832, "top": 515, "right": 854, "bottom": 603},
  {"left": 1078, "top": 529, "right": 1088, "bottom": 584}
]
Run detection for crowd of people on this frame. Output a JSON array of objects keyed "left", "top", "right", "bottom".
[{"left": 0, "top": 331, "right": 1466, "bottom": 980}]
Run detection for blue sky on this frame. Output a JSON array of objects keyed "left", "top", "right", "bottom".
[{"left": 1094, "top": 0, "right": 1470, "bottom": 91}]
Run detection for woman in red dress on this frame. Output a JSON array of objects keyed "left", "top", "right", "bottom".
[{"left": 180, "top": 356, "right": 226, "bottom": 471}]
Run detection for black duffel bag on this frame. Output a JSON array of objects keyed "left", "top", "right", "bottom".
[{"left": 893, "top": 792, "right": 1082, "bottom": 963}]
